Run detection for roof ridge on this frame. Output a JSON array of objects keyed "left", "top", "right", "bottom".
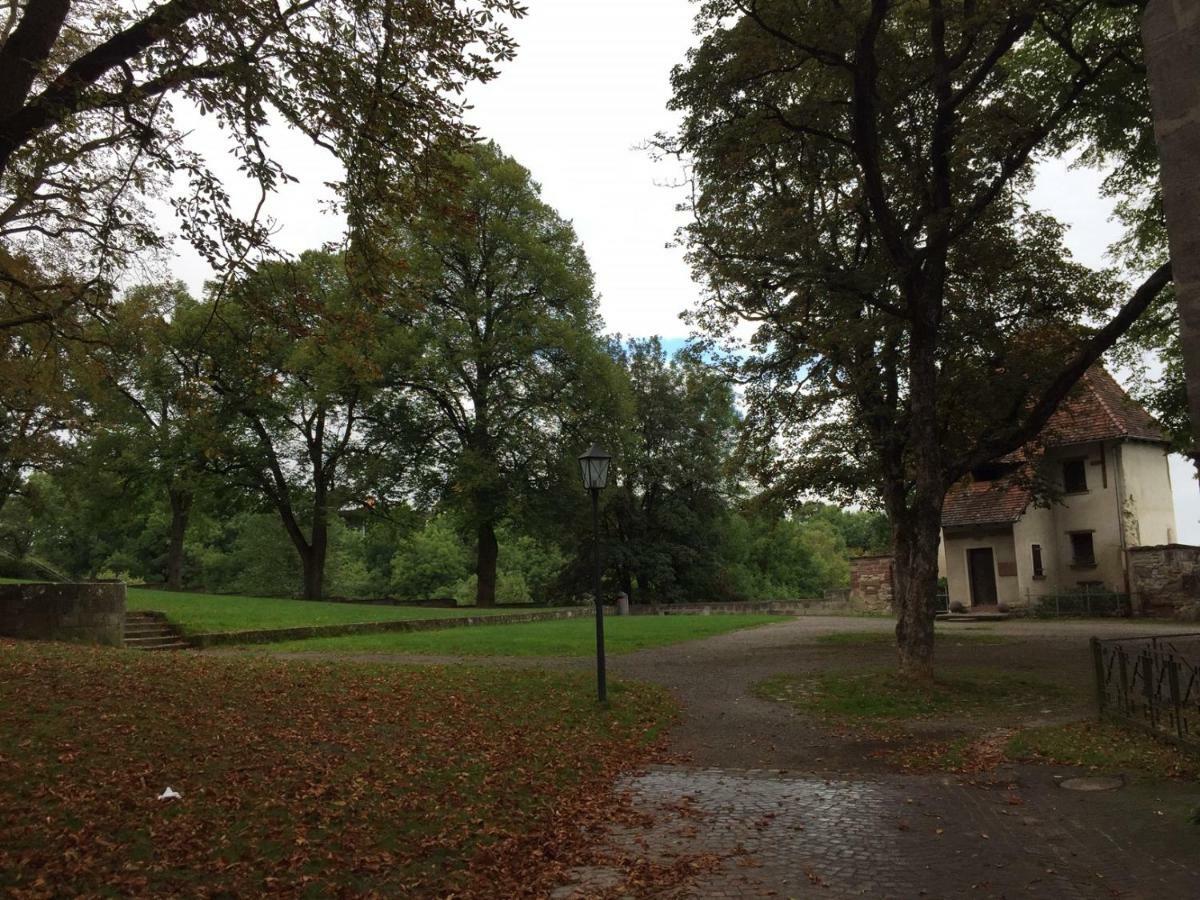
[{"left": 1082, "top": 369, "right": 1129, "bottom": 437}]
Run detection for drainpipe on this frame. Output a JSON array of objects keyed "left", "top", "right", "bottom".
[{"left": 1113, "top": 442, "right": 1131, "bottom": 598}]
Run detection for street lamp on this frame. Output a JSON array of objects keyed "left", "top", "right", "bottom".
[{"left": 578, "top": 442, "right": 612, "bottom": 703}]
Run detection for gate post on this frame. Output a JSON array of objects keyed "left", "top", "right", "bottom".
[{"left": 1091, "top": 637, "right": 1106, "bottom": 717}]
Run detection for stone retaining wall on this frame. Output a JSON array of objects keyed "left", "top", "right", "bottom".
[
  {"left": 630, "top": 599, "right": 856, "bottom": 616},
  {"left": 1127, "top": 544, "right": 1200, "bottom": 616},
  {"left": 189, "top": 607, "right": 604, "bottom": 648},
  {"left": 0, "top": 582, "right": 126, "bottom": 647}
]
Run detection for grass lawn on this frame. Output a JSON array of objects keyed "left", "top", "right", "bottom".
[
  {"left": 1006, "top": 721, "right": 1200, "bottom": 781},
  {"left": 814, "top": 629, "right": 1008, "bottom": 647},
  {"left": 0, "top": 640, "right": 674, "bottom": 896},
  {"left": 754, "top": 668, "right": 1063, "bottom": 723},
  {"left": 125, "top": 587, "right": 535, "bottom": 635},
  {"left": 257, "top": 614, "right": 789, "bottom": 656}
]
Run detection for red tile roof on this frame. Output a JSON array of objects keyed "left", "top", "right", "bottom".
[
  {"left": 1040, "top": 368, "right": 1167, "bottom": 446},
  {"left": 942, "top": 367, "right": 1166, "bottom": 528},
  {"left": 942, "top": 471, "right": 1033, "bottom": 529}
]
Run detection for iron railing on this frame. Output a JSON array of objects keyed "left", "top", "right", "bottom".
[
  {"left": 1035, "top": 591, "right": 1130, "bottom": 618},
  {"left": 1091, "top": 633, "right": 1200, "bottom": 751}
]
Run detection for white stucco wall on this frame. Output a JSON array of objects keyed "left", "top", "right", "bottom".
[
  {"left": 1012, "top": 504, "right": 1059, "bottom": 603},
  {"left": 1042, "top": 443, "right": 1127, "bottom": 592},
  {"left": 1117, "top": 441, "right": 1178, "bottom": 547}
]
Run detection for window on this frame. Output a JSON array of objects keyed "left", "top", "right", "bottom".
[
  {"left": 1062, "top": 458, "right": 1088, "bottom": 493},
  {"left": 1069, "top": 532, "right": 1096, "bottom": 567},
  {"left": 1031, "top": 544, "right": 1045, "bottom": 578}
]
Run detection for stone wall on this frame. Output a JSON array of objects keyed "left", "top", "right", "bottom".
[
  {"left": 0, "top": 582, "right": 126, "bottom": 647},
  {"left": 849, "top": 555, "right": 895, "bottom": 614},
  {"left": 632, "top": 599, "right": 851, "bottom": 616},
  {"left": 1127, "top": 544, "right": 1200, "bottom": 616}
]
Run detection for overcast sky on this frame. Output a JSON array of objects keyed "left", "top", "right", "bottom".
[{"left": 169, "top": 0, "right": 1199, "bottom": 541}]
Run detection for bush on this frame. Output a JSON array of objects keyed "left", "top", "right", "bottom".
[{"left": 452, "top": 570, "right": 533, "bottom": 606}]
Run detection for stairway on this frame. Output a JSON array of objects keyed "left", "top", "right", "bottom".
[{"left": 124, "top": 611, "right": 189, "bottom": 651}]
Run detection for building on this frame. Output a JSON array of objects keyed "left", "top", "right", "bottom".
[{"left": 941, "top": 368, "right": 1177, "bottom": 609}]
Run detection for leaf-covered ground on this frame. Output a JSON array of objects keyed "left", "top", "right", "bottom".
[
  {"left": 0, "top": 641, "right": 676, "bottom": 897},
  {"left": 257, "top": 614, "right": 789, "bottom": 656}
]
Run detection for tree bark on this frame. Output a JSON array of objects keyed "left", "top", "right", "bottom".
[
  {"left": 892, "top": 292, "right": 946, "bottom": 682},
  {"left": 475, "top": 520, "right": 498, "bottom": 607},
  {"left": 301, "top": 518, "right": 328, "bottom": 602},
  {"left": 165, "top": 487, "right": 192, "bottom": 591},
  {"left": 1144, "top": 0, "right": 1200, "bottom": 471}
]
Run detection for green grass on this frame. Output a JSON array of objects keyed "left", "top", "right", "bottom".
[
  {"left": 258, "top": 614, "right": 789, "bottom": 656},
  {"left": 1006, "top": 721, "right": 1200, "bottom": 781},
  {"left": 0, "top": 640, "right": 675, "bottom": 896},
  {"left": 814, "top": 629, "right": 1008, "bottom": 647},
  {"left": 754, "top": 668, "right": 1062, "bottom": 722},
  {"left": 124, "top": 587, "right": 538, "bottom": 635}
]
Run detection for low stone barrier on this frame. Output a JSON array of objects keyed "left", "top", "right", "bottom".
[
  {"left": 188, "top": 607, "right": 605, "bottom": 648},
  {"left": 630, "top": 599, "right": 858, "bottom": 616},
  {"left": 0, "top": 582, "right": 126, "bottom": 647}
]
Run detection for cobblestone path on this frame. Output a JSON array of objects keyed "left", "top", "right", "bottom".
[{"left": 601, "top": 765, "right": 1200, "bottom": 898}]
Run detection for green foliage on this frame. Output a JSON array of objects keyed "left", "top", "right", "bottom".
[
  {"left": 451, "top": 570, "right": 532, "bottom": 606},
  {"left": 716, "top": 511, "right": 852, "bottom": 601},
  {"left": 389, "top": 518, "right": 473, "bottom": 600},
  {"left": 383, "top": 142, "right": 613, "bottom": 605}
]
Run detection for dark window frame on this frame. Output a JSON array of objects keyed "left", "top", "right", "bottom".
[
  {"left": 1069, "top": 531, "right": 1096, "bottom": 568},
  {"left": 1062, "top": 457, "right": 1088, "bottom": 494}
]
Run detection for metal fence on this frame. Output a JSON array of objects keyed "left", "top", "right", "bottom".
[
  {"left": 1034, "top": 591, "right": 1130, "bottom": 618},
  {"left": 1091, "top": 633, "right": 1200, "bottom": 751}
]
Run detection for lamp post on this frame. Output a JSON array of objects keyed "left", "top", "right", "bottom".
[{"left": 578, "top": 443, "right": 612, "bottom": 703}]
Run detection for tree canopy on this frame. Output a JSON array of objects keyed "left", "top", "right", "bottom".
[{"left": 666, "top": 0, "right": 1172, "bottom": 678}]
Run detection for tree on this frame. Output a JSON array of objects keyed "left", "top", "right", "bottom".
[
  {"left": 607, "top": 338, "right": 740, "bottom": 603},
  {"left": 1142, "top": 0, "right": 1200, "bottom": 468},
  {"left": 0, "top": 292, "right": 81, "bottom": 515},
  {"left": 196, "top": 251, "right": 390, "bottom": 600},
  {"left": 85, "top": 282, "right": 233, "bottom": 589},
  {"left": 0, "top": 0, "right": 522, "bottom": 333},
  {"left": 666, "top": 0, "right": 1173, "bottom": 679},
  {"left": 383, "top": 143, "right": 607, "bottom": 607}
]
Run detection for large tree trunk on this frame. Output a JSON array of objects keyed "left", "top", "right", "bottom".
[
  {"left": 892, "top": 309, "right": 946, "bottom": 682},
  {"left": 475, "top": 521, "right": 498, "bottom": 607},
  {"left": 1144, "top": 0, "right": 1200, "bottom": 468},
  {"left": 892, "top": 510, "right": 943, "bottom": 682},
  {"left": 300, "top": 520, "right": 328, "bottom": 602},
  {"left": 165, "top": 487, "right": 192, "bottom": 591}
]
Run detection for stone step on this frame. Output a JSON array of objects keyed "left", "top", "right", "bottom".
[
  {"left": 130, "top": 641, "right": 191, "bottom": 652},
  {"left": 124, "top": 634, "right": 185, "bottom": 646},
  {"left": 123, "top": 611, "right": 187, "bottom": 650},
  {"left": 124, "top": 623, "right": 174, "bottom": 634}
]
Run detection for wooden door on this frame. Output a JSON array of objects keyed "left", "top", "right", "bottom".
[{"left": 967, "top": 548, "right": 998, "bottom": 607}]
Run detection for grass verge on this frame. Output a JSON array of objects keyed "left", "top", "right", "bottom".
[
  {"left": 0, "top": 640, "right": 675, "bottom": 897},
  {"left": 1006, "top": 721, "right": 1200, "bottom": 781},
  {"left": 256, "top": 614, "right": 789, "bottom": 656},
  {"left": 125, "top": 588, "right": 533, "bottom": 635},
  {"left": 814, "top": 630, "right": 1007, "bottom": 647},
  {"left": 754, "top": 668, "right": 1062, "bottom": 723}
]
